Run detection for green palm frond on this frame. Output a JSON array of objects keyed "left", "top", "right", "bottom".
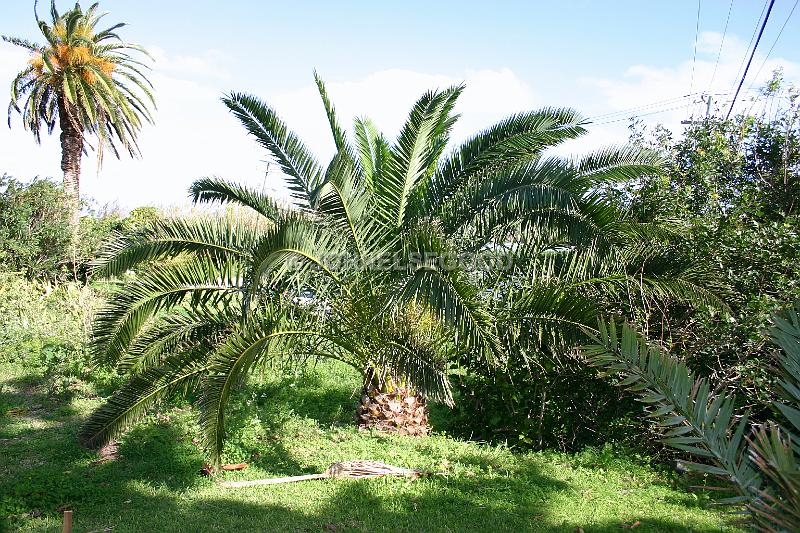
[
  {"left": 198, "top": 307, "right": 321, "bottom": 464},
  {"left": 312, "top": 152, "right": 373, "bottom": 258},
  {"left": 498, "top": 281, "right": 602, "bottom": 349},
  {"left": 91, "top": 257, "right": 244, "bottom": 366},
  {"left": 747, "top": 426, "right": 800, "bottom": 531},
  {"left": 582, "top": 320, "right": 761, "bottom": 503},
  {"left": 573, "top": 146, "right": 664, "bottom": 184},
  {"left": 189, "top": 177, "right": 281, "bottom": 221},
  {"left": 79, "top": 349, "right": 210, "bottom": 448},
  {"left": 313, "top": 70, "right": 347, "bottom": 152},
  {"left": 393, "top": 227, "right": 501, "bottom": 366},
  {"left": 440, "top": 158, "right": 584, "bottom": 238},
  {"left": 249, "top": 215, "right": 346, "bottom": 291},
  {"left": 378, "top": 85, "right": 463, "bottom": 228},
  {"left": 121, "top": 304, "right": 237, "bottom": 375},
  {"left": 91, "top": 217, "right": 258, "bottom": 278},
  {"left": 353, "top": 116, "right": 388, "bottom": 189},
  {"left": 426, "top": 108, "right": 586, "bottom": 214},
  {"left": 222, "top": 92, "right": 323, "bottom": 206}
]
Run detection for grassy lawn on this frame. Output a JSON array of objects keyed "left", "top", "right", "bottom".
[{"left": 0, "top": 359, "right": 744, "bottom": 533}]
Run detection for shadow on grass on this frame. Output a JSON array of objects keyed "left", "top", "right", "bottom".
[{"left": 45, "top": 473, "right": 743, "bottom": 533}]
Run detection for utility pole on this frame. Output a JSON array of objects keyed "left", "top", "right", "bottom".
[{"left": 681, "top": 94, "right": 713, "bottom": 125}]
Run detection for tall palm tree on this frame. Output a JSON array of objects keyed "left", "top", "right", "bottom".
[
  {"left": 4, "top": 1, "right": 155, "bottom": 231},
  {"left": 80, "top": 74, "right": 673, "bottom": 465}
]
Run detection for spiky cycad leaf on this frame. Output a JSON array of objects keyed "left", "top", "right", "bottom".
[{"left": 582, "top": 320, "right": 761, "bottom": 503}]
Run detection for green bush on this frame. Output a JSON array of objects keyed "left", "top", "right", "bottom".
[{"left": 0, "top": 174, "right": 71, "bottom": 280}]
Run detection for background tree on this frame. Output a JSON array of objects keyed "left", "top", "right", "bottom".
[
  {"left": 618, "top": 78, "right": 800, "bottom": 424},
  {"left": 3, "top": 1, "right": 155, "bottom": 235}
]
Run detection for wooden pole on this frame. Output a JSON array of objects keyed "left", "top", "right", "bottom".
[{"left": 62, "top": 510, "right": 73, "bottom": 533}]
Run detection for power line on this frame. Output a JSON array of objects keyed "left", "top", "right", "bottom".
[
  {"left": 725, "top": 0, "right": 777, "bottom": 120},
  {"left": 592, "top": 102, "right": 696, "bottom": 125},
  {"left": 688, "top": 0, "right": 702, "bottom": 96},
  {"left": 747, "top": 0, "right": 799, "bottom": 93},
  {"left": 585, "top": 90, "right": 743, "bottom": 124},
  {"left": 587, "top": 93, "right": 698, "bottom": 121},
  {"left": 708, "top": 0, "right": 734, "bottom": 91},
  {"left": 731, "top": 0, "right": 770, "bottom": 89}
]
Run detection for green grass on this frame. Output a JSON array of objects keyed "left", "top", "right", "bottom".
[{"left": 0, "top": 359, "right": 745, "bottom": 532}]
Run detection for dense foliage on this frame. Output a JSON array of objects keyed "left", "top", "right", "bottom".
[
  {"left": 0, "top": 174, "right": 71, "bottom": 280},
  {"left": 623, "top": 89, "right": 800, "bottom": 420},
  {"left": 0, "top": 173, "right": 159, "bottom": 282},
  {"left": 449, "top": 86, "right": 800, "bottom": 453}
]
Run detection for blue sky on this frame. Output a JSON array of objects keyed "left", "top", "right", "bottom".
[{"left": 2, "top": 0, "right": 799, "bottom": 208}]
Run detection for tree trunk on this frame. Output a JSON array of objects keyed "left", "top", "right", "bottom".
[
  {"left": 355, "top": 369, "right": 430, "bottom": 436},
  {"left": 58, "top": 96, "right": 83, "bottom": 243}
]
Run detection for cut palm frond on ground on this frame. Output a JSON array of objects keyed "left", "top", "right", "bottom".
[{"left": 221, "top": 460, "right": 426, "bottom": 488}]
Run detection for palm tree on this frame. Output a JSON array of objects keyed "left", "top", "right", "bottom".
[
  {"left": 4, "top": 1, "right": 155, "bottom": 232},
  {"left": 80, "top": 73, "right": 670, "bottom": 465}
]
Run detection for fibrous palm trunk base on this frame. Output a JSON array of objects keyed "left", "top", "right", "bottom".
[{"left": 356, "top": 386, "right": 429, "bottom": 436}]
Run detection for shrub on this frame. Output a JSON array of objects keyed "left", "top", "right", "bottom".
[{"left": 0, "top": 174, "right": 71, "bottom": 280}]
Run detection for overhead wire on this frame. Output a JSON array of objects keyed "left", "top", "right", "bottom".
[
  {"left": 725, "top": 0, "right": 777, "bottom": 119},
  {"left": 688, "top": 0, "right": 702, "bottom": 96},
  {"left": 745, "top": 0, "right": 799, "bottom": 95},
  {"left": 708, "top": 0, "right": 734, "bottom": 91}
]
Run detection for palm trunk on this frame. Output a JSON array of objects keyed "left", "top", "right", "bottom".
[
  {"left": 355, "top": 369, "right": 430, "bottom": 436},
  {"left": 59, "top": 96, "right": 83, "bottom": 244}
]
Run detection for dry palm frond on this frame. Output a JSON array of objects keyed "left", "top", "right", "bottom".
[{"left": 221, "top": 460, "right": 425, "bottom": 488}]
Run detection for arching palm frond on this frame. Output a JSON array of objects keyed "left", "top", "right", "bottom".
[
  {"left": 249, "top": 215, "right": 347, "bottom": 292},
  {"left": 583, "top": 305, "right": 800, "bottom": 530},
  {"left": 583, "top": 320, "right": 760, "bottom": 502},
  {"left": 79, "top": 349, "right": 210, "bottom": 449},
  {"left": 424, "top": 108, "right": 586, "bottom": 215},
  {"left": 91, "top": 217, "right": 259, "bottom": 278},
  {"left": 91, "top": 257, "right": 244, "bottom": 366},
  {"left": 377, "top": 85, "right": 462, "bottom": 228},
  {"left": 198, "top": 306, "right": 322, "bottom": 463},
  {"left": 222, "top": 92, "right": 323, "bottom": 206},
  {"left": 190, "top": 176, "right": 282, "bottom": 222},
  {"left": 573, "top": 146, "right": 664, "bottom": 184}
]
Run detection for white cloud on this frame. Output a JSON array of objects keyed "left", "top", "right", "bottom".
[{"left": 571, "top": 31, "right": 800, "bottom": 155}]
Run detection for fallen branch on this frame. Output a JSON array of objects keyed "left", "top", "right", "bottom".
[{"left": 221, "top": 460, "right": 424, "bottom": 488}]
